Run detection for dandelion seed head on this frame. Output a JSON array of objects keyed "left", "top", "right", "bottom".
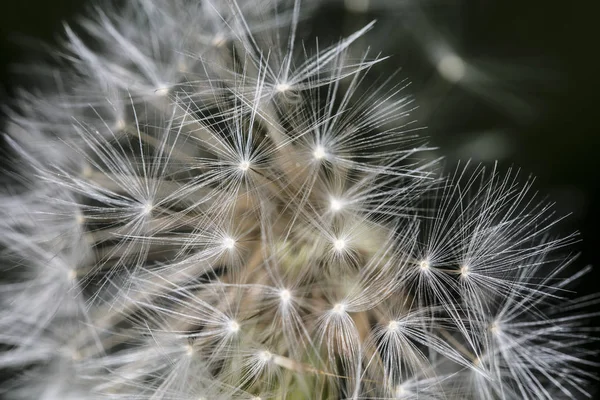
[{"left": 0, "top": 1, "right": 594, "bottom": 398}]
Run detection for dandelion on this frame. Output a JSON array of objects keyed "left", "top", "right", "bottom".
[{"left": 0, "top": 0, "right": 597, "bottom": 399}]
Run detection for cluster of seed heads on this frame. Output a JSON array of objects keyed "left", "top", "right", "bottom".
[{"left": 0, "top": 1, "right": 597, "bottom": 399}]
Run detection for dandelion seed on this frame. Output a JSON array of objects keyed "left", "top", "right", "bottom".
[
  {"left": 329, "top": 198, "right": 344, "bottom": 212},
  {"left": 488, "top": 320, "right": 500, "bottom": 334},
  {"left": 66, "top": 269, "right": 77, "bottom": 282},
  {"left": 227, "top": 320, "right": 240, "bottom": 334},
  {"left": 70, "top": 350, "right": 82, "bottom": 362},
  {"left": 313, "top": 145, "right": 327, "bottom": 160},
  {"left": 154, "top": 86, "right": 170, "bottom": 96},
  {"left": 275, "top": 82, "right": 292, "bottom": 93},
  {"left": 185, "top": 344, "right": 194, "bottom": 357},
  {"left": 258, "top": 350, "right": 273, "bottom": 363},
  {"left": 223, "top": 237, "right": 236, "bottom": 249},
  {"left": 239, "top": 160, "right": 251, "bottom": 171},
  {"left": 333, "top": 238, "right": 346, "bottom": 251},
  {"left": 115, "top": 119, "right": 126, "bottom": 131},
  {"left": 81, "top": 164, "right": 93, "bottom": 178},
  {"left": 74, "top": 211, "right": 85, "bottom": 226},
  {"left": 279, "top": 289, "right": 291, "bottom": 303},
  {"left": 395, "top": 384, "right": 407, "bottom": 398},
  {"left": 211, "top": 34, "right": 227, "bottom": 47},
  {"left": 332, "top": 303, "right": 346, "bottom": 314},
  {"left": 177, "top": 61, "right": 188, "bottom": 73},
  {"left": 437, "top": 53, "right": 466, "bottom": 83},
  {"left": 140, "top": 202, "right": 153, "bottom": 216}
]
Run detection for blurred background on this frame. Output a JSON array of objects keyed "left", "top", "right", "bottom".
[{"left": 0, "top": 0, "right": 598, "bottom": 394}]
